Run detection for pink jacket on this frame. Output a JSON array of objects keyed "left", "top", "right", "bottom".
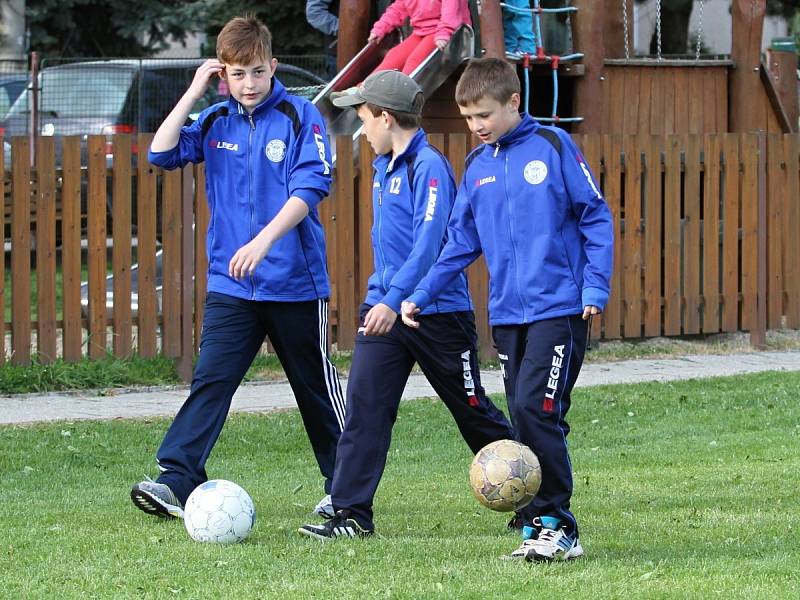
[{"left": 370, "top": 0, "right": 471, "bottom": 44}]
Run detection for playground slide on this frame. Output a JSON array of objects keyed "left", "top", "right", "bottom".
[{"left": 314, "top": 25, "right": 475, "bottom": 140}]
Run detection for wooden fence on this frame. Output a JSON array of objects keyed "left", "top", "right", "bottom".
[{"left": 2, "top": 132, "right": 798, "bottom": 371}]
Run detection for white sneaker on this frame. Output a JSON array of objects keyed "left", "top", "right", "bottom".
[
  {"left": 313, "top": 494, "right": 335, "bottom": 519},
  {"left": 525, "top": 528, "right": 584, "bottom": 562},
  {"left": 510, "top": 538, "right": 537, "bottom": 558}
]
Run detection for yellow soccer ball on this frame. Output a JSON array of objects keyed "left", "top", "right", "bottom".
[{"left": 469, "top": 439, "right": 541, "bottom": 512}]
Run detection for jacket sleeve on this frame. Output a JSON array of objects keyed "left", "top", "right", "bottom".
[
  {"left": 305, "top": 0, "right": 339, "bottom": 35},
  {"left": 407, "top": 178, "right": 482, "bottom": 310},
  {"left": 288, "top": 102, "right": 333, "bottom": 209},
  {"left": 436, "top": 0, "right": 469, "bottom": 43},
  {"left": 147, "top": 114, "right": 204, "bottom": 170},
  {"left": 381, "top": 157, "right": 457, "bottom": 312},
  {"left": 558, "top": 131, "right": 614, "bottom": 310},
  {"left": 370, "top": 0, "right": 410, "bottom": 39}
]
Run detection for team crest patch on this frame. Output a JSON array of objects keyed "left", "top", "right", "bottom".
[
  {"left": 523, "top": 160, "right": 548, "bottom": 185},
  {"left": 265, "top": 139, "right": 286, "bottom": 162}
]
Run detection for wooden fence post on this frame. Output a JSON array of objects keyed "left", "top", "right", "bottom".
[
  {"left": 751, "top": 131, "right": 767, "bottom": 348},
  {"left": 10, "top": 138, "right": 31, "bottom": 365},
  {"left": 35, "top": 137, "right": 57, "bottom": 363},
  {"left": 112, "top": 134, "right": 133, "bottom": 359}
]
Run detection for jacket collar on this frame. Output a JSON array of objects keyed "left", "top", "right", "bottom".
[
  {"left": 373, "top": 128, "right": 428, "bottom": 173},
  {"left": 493, "top": 113, "right": 539, "bottom": 149},
  {"left": 228, "top": 76, "right": 288, "bottom": 117}
]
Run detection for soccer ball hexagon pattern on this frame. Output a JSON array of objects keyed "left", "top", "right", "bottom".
[
  {"left": 469, "top": 439, "right": 541, "bottom": 512},
  {"left": 183, "top": 479, "right": 256, "bottom": 544}
]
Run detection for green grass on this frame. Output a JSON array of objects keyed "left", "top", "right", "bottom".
[
  {"left": 1, "top": 371, "right": 798, "bottom": 598},
  {"left": 3, "top": 327, "right": 799, "bottom": 395},
  {"left": 0, "top": 355, "right": 181, "bottom": 394},
  {"left": 0, "top": 352, "right": 351, "bottom": 395}
]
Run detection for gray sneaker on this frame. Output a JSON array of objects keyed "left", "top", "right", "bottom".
[
  {"left": 313, "top": 494, "right": 335, "bottom": 519},
  {"left": 130, "top": 478, "right": 184, "bottom": 519}
]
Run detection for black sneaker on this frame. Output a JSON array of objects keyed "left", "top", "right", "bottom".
[
  {"left": 130, "top": 478, "right": 184, "bottom": 519},
  {"left": 298, "top": 509, "right": 374, "bottom": 540}
]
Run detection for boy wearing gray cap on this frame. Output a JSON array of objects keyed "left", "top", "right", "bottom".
[{"left": 299, "top": 70, "right": 513, "bottom": 540}]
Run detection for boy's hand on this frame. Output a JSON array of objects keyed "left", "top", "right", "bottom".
[
  {"left": 363, "top": 303, "right": 397, "bottom": 336},
  {"left": 435, "top": 39, "right": 448, "bottom": 51},
  {"left": 583, "top": 305, "right": 601, "bottom": 320},
  {"left": 401, "top": 301, "right": 421, "bottom": 329},
  {"left": 187, "top": 59, "right": 225, "bottom": 101},
  {"left": 367, "top": 33, "right": 380, "bottom": 44},
  {"left": 229, "top": 235, "right": 273, "bottom": 280}
]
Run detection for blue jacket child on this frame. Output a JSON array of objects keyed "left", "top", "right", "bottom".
[
  {"left": 407, "top": 113, "right": 613, "bottom": 324},
  {"left": 150, "top": 77, "right": 333, "bottom": 302},
  {"left": 365, "top": 128, "right": 472, "bottom": 314},
  {"left": 131, "top": 16, "right": 344, "bottom": 522},
  {"left": 299, "top": 70, "right": 513, "bottom": 539},
  {"left": 402, "top": 58, "right": 613, "bottom": 562}
]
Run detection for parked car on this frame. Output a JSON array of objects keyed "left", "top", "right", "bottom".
[
  {"left": 0, "top": 73, "right": 27, "bottom": 120},
  {"left": 2, "top": 59, "right": 325, "bottom": 241},
  {"left": 2, "top": 58, "right": 326, "bottom": 141}
]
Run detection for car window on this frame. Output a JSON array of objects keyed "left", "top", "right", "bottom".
[
  {"left": 0, "top": 80, "right": 25, "bottom": 118},
  {"left": 7, "top": 67, "right": 135, "bottom": 117},
  {"left": 0, "top": 84, "right": 15, "bottom": 117},
  {"left": 45, "top": 68, "right": 135, "bottom": 116},
  {"left": 275, "top": 65, "right": 325, "bottom": 100}
]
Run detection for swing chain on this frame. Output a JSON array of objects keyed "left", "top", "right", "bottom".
[
  {"left": 695, "top": 0, "right": 705, "bottom": 60},
  {"left": 622, "top": 0, "right": 630, "bottom": 60},
  {"left": 655, "top": 0, "right": 662, "bottom": 61}
]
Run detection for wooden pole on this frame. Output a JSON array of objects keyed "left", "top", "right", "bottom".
[
  {"left": 337, "top": 0, "right": 370, "bottom": 70},
  {"left": 478, "top": 0, "right": 505, "bottom": 59},
  {"left": 572, "top": 0, "right": 606, "bottom": 133},
  {"left": 730, "top": 0, "right": 766, "bottom": 132},
  {"left": 29, "top": 51, "right": 39, "bottom": 168}
]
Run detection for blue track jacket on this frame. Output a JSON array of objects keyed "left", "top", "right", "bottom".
[
  {"left": 366, "top": 129, "right": 472, "bottom": 314},
  {"left": 407, "top": 115, "right": 613, "bottom": 326},
  {"left": 148, "top": 78, "right": 333, "bottom": 301}
]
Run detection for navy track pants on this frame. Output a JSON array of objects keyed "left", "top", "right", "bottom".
[
  {"left": 155, "top": 292, "right": 345, "bottom": 503},
  {"left": 492, "top": 314, "right": 588, "bottom": 537},
  {"left": 332, "top": 305, "right": 514, "bottom": 530}
]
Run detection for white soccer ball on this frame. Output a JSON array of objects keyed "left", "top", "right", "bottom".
[{"left": 183, "top": 479, "right": 256, "bottom": 544}]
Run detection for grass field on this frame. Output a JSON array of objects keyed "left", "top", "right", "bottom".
[{"left": 1, "top": 371, "right": 798, "bottom": 599}]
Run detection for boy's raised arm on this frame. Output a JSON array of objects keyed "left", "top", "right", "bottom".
[{"left": 151, "top": 59, "right": 224, "bottom": 152}]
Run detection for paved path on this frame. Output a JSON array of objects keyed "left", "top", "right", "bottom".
[{"left": 1, "top": 351, "right": 798, "bottom": 425}]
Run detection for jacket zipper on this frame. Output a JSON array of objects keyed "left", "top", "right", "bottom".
[
  {"left": 377, "top": 176, "right": 388, "bottom": 291},
  {"left": 248, "top": 114, "right": 256, "bottom": 299},
  {"left": 502, "top": 148, "right": 526, "bottom": 320}
]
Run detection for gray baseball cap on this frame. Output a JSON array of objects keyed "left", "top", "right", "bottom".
[{"left": 332, "top": 70, "right": 423, "bottom": 114}]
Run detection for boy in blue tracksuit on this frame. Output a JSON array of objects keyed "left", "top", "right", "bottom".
[
  {"left": 130, "top": 16, "right": 344, "bottom": 520},
  {"left": 298, "top": 70, "right": 513, "bottom": 540},
  {"left": 402, "top": 58, "right": 614, "bottom": 561}
]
